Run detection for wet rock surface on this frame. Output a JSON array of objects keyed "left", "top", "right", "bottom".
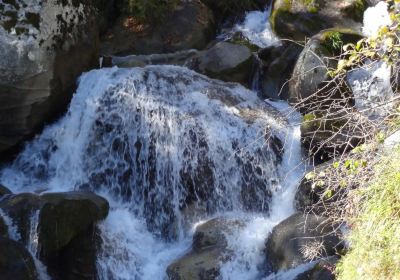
[
  {"left": 0, "top": 237, "right": 39, "bottom": 280},
  {"left": 167, "top": 217, "right": 244, "bottom": 280},
  {"left": 270, "top": 0, "right": 367, "bottom": 40},
  {"left": 264, "top": 213, "right": 342, "bottom": 273},
  {"left": 0, "top": 0, "right": 99, "bottom": 155},
  {"left": 0, "top": 191, "right": 109, "bottom": 280}
]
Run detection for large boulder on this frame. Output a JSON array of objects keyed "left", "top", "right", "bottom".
[
  {"left": 270, "top": 0, "right": 367, "bottom": 40},
  {"left": 0, "top": 191, "right": 109, "bottom": 279},
  {"left": 264, "top": 213, "right": 341, "bottom": 273},
  {"left": 100, "top": 0, "right": 215, "bottom": 55},
  {"left": 167, "top": 217, "right": 244, "bottom": 280},
  {"left": 0, "top": 0, "right": 99, "bottom": 155},
  {"left": 192, "top": 41, "right": 254, "bottom": 86},
  {"left": 289, "top": 29, "right": 362, "bottom": 113},
  {"left": 0, "top": 237, "right": 38, "bottom": 280},
  {"left": 38, "top": 192, "right": 109, "bottom": 257}
]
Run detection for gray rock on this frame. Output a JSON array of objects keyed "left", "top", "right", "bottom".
[
  {"left": 289, "top": 29, "right": 362, "bottom": 113},
  {"left": 194, "top": 41, "right": 253, "bottom": 86},
  {"left": 167, "top": 217, "right": 244, "bottom": 280},
  {"left": 0, "top": 237, "right": 38, "bottom": 280},
  {"left": 0, "top": 0, "right": 99, "bottom": 155},
  {"left": 265, "top": 213, "right": 341, "bottom": 272},
  {"left": 0, "top": 191, "right": 109, "bottom": 279}
]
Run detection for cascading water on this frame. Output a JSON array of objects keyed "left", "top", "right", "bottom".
[{"left": 0, "top": 65, "right": 306, "bottom": 279}]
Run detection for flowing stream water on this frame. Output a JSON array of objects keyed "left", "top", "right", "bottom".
[{"left": 0, "top": 64, "right": 306, "bottom": 279}]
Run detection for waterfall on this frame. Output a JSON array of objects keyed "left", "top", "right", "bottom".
[
  {"left": 0, "top": 208, "right": 21, "bottom": 241},
  {"left": 0, "top": 65, "right": 305, "bottom": 279}
]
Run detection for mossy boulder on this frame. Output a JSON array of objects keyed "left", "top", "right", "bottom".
[
  {"left": 264, "top": 213, "right": 341, "bottom": 273},
  {"left": 0, "top": 0, "right": 99, "bottom": 155},
  {"left": 0, "top": 237, "right": 38, "bottom": 280},
  {"left": 100, "top": 0, "right": 215, "bottom": 55},
  {"left": 270, "top": 0, "right": 367, "bottom": 41},
  {"left": 289, "top": 29, "right": 363, "bottom": 113},
  {"left": 167, "top": 217, "right": 244, "bottom": 280}
]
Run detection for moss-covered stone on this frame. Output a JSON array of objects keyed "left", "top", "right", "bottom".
[
  {"left": 270, "top": 0, "right": 368, "bottom": 40},
  {"left": 289, "top": 29, "right": 363, "bottom": 114}
]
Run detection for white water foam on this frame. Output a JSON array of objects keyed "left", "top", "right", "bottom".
[
  {"left": 347, "top": 61, "right": 393, "bottom": 118},
  {"left": 363, "top": 1, "right": 392, "bottom": 37},
  {"left": 0, "top": 208, "right": 21, "bottom": 241},
  {"left": 234, "top": 8, "right": 281, "bottom": 48},
  {"left": 0, "top": 65, "right": 305, "bottom": 279},
  {"left": 220, "top": 101, "right": 305, "bottom": 279}
]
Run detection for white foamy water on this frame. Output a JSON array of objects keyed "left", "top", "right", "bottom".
[
  {"left": 219, "top": 5, "right": 280, "bottom": 48},
  {"left": 220, "top": 101, "right": 305, "bottom": 279},
  {"left": 347, "top": 61, "right": 393, "bottom": 118},
  {"left": 234, "top": 8, "right": 280, "bottom": 48},
  {"left": 0, "top": 65, "right": 305, "bottom": 279},
  {"left": 363, "top": 1, "right": 392, "bottom": 37}
]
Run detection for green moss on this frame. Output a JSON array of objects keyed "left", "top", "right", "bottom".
[{"left": 337, "top": 147, "right": 400, "bottom": 280}]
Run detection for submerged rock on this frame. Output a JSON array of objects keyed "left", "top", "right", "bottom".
[
  {"left": 264, "top": 213, "right": 341, "bottom": 273},
  {"left": 167, "top": 217, "right": 244, "bottom": 280},
  {"left": 0, "top": 0, "right": 99, "bottom": 155},
  {"left": 289, "top": 29, "right": 362, "bottom": 113},
  {"left": 0, "top": 237, "right": 38, "bottom": 280},
  {"left": 270, "top": 0, "right": 367, "bottom": 40},
  {"left": 100, "top": 0, "right": 215, "bottom": 55}
]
